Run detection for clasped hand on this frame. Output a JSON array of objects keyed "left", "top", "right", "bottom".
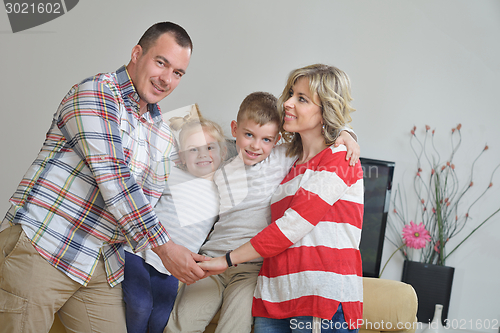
[{"left": 197, "top": 256, "right": 229, "bottom": 278}]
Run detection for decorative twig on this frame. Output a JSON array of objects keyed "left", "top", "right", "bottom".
[{"left": 384, "top": 124, "right": 500, "bottom": 267}]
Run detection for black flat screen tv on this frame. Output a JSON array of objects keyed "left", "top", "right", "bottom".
[{"left": 359, "top": 157, "right": 395, "bottom": 278}]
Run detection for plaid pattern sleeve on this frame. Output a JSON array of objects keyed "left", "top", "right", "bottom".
[{"left": 1, "top": 66, "right": 174, "bottom": 286}]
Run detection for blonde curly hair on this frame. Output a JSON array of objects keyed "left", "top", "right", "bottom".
[{"left": 278, "top": 64, "right": 355, "bottom": 157}]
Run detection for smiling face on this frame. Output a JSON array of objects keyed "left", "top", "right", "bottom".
[
  {"left": 128, "top": 33, "right": 191, "bottom": 113},
  {"left": 180, "top": 129, "right": 223, "bottom": 179},
  {"left": 283, "top": 77, "right": 324, "bottom": 136},
  {"left": 231, "top": 118, "right": 279, "bottom": 166}
]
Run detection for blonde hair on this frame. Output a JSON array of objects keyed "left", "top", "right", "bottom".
[
  {"left": 278, "top": 64, "right": 356, "bottom": 157},
  {"left": 169, "top": 107, "right": 227, "bottom": 160}
]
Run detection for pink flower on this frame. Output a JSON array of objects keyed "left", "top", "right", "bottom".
[{"left": 403, "top": 221, "right": 431, "bottom": 249}]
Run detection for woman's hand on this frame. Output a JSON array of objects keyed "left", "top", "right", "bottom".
[
  {"left": 334, "top": 130, "right": 360, "bottom": 166},
  {"left": 198, "top": 256, "right": 228, "bottom": 277}
]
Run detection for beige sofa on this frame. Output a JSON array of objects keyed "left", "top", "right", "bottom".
[{"left": 50, "top": 277, "right": 417, "bottom": 333}]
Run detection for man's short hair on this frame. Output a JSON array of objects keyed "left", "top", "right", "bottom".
[
  {"left": 138, "top": 22, "right": 193, "bottom": 54},
  {"left": 237, "top": 92, "right": 280, "bottom": 127}
]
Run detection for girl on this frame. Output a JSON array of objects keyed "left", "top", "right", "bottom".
[{"left": 122, "top": 112, "right": 227, "bottom": 333}]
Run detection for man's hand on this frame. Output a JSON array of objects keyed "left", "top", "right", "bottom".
[
  {"left": 334, "top": 130, "right": 360, "bottom": 166},
  {"left": 152, "top": 240, "right": 210, "bottom": 285}
]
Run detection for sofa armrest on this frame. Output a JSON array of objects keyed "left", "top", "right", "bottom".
[{"left": 360, "top": 278, "right": 418, "bottom": 333}]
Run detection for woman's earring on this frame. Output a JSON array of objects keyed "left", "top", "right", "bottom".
[{"left": 321, "top": 125, "right": 325, "bottom": 135}]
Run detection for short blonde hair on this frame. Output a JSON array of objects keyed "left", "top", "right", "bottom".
[{"left": 278, "top": 64, "right": 355, "bottom": 157}]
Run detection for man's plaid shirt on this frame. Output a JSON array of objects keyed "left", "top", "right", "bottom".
[{"left": 2, "top": 66, "right": 175, "bottom": 286}]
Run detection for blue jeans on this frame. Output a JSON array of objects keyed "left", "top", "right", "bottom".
[
  {"left": 122, "top": 251, "right": 179, "bottom": 333},
  {"left": 254, "top": 303, "right": 359, "bottom": 333}
]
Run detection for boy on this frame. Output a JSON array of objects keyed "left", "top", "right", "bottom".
[{"left": 165, "top": 92, "right": 357, "bottom": 333}]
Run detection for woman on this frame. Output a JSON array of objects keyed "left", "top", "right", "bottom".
[{"left": 199, "top": 64, "right": 364, "bottom": 333}]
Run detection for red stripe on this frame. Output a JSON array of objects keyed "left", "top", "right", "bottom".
[
  {"left": 251, "top": 222, "right": 293, "bottom": 258},
  {"left": 341, "top": 302, "right": 364, "bottom": 329},
  {"left": 271, "top": 194, "right": 363, "bottom": 230},
  {"left": 289, "top": 189, "right": 332, "bottom": 224},
  {"left": 322, "top": 201, "right": 364, "bottom": 229},
  {"left": 281, "top": 148, "right": 362, "bottom": 186},
  {"left": 259, "top": 247, "right": 362, "bottom": 278}
]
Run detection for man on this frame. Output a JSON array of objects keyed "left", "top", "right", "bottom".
[{"left": 0, "top": 22, "right": 206, "bottom": 333}]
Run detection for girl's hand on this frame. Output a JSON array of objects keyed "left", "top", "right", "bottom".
[
  {"left": 198, "top": 256, "right": 228, "bottom": 277},
  {"left": 334, "top": 130, "right": 360, "bottom": 166}
]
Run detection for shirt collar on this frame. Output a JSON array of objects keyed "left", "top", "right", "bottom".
[{"left": 115, "top": 66, "right": 163, "bottom": 123}]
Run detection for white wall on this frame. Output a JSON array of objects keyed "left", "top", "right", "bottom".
[{"left": 1, "top": 0, "right": 499, "bottom": 329}]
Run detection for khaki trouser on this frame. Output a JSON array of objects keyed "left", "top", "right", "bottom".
[
  {"left": 165, "top": 262, "right": 261, "bottom": 333},
  {"left": 0, "top": 224, "right": 126, "bottom": 333}
]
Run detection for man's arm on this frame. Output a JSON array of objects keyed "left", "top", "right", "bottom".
[{"left": 57, "top": 78, "right": 204, "bottom": 282}]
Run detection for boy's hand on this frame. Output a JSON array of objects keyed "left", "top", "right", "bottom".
[
  {"left": 198, "top": 256, "right": 228, "bottom": 277},
  {"left": 334, "top": 130, "right": 360, "bottom": 166}
]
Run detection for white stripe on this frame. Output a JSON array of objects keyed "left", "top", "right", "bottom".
[
  {"left": 289, "top": 221, "right": 362, "bottom": 250},
  {"left": 271, "top": 173, "right": 304, "bottom": 204},
  {"left": 301, "top": 170, "right": 348, "bottom": 205},
  {"left": 342, "top": 178, "right": 364, "bottom": 204},
  {"left": 275, "top": 209, "right": 314, "bottom": 244},
  {"left": 255, "top": 271, "right": 363, "bottom": 303},
  {"left": 330, "top": 144, "right": 347, "bottom": 153}
]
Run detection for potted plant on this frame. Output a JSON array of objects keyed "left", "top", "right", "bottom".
[{"left": 381, "top": 124, "right": 500, "bottom": 324}]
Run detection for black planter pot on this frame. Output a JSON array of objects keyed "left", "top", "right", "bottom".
[{"left": 401, "top": 260, "right": 454, "bottom": 325}]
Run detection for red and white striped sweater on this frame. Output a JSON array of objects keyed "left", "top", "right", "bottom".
[{"left": 251, "top": 145, "right": 364, "bottom": 328}]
